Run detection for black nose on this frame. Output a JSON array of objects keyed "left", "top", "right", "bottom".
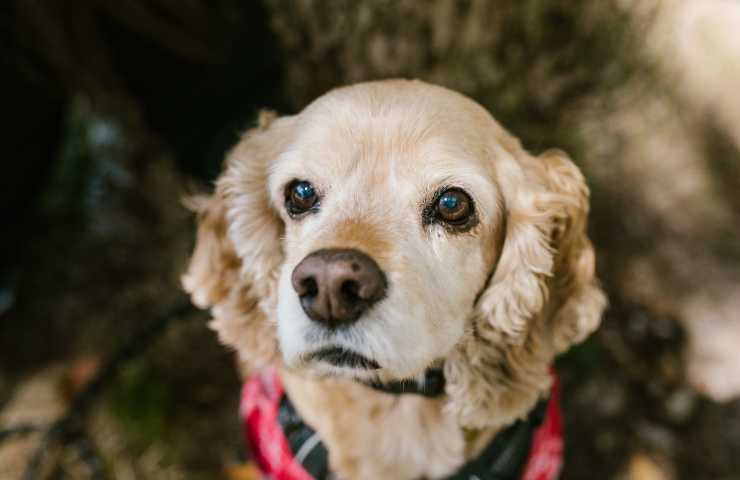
[{"left": 291, "top": 249, "right": 387, "bottom": 329}]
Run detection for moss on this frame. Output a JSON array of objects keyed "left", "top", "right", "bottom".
[{"left": 107, "top": 360, "right": 175, "bottom": 449}]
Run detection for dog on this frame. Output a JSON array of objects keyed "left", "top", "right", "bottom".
[{"left": 183, "top": 79, "right": 606, "bottom": 480}]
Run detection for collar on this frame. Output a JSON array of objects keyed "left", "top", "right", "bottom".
[
  {"left": 365, "top": 367, "right": 446, "bottom": 397},
  {"left": 240, "top": 368, "right": 563, "bottom": 480}
]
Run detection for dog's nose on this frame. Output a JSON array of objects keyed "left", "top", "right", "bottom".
[{"left": 291, "top": 249, "right": 387, "bottom": 328}]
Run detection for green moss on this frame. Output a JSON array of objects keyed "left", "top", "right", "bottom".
[{"left": 107, "top": 360, "right": 175, "bottom": 449}]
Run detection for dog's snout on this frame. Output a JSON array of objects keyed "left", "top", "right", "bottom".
[{"left": 291, "top": 249, "right": 387, "bottom": 328}]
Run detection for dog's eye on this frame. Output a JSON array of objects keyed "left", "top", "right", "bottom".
[
  {"left": 436, "top": 189, "right": 473, "bottom": 225},
  {"left": 286, "top": 180, "right": 318, "bottom": 215}
]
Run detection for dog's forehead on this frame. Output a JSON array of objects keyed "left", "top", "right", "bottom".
[{"left": 288, "top": 81, "right": 511, "bottom": 176}]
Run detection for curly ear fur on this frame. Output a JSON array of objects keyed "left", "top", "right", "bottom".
[
  {"left": 182, "top": 111, "right": 294, "bottom": 372},
  {"left": 446, "top": 148, "right": 607, "bottom": 429}
]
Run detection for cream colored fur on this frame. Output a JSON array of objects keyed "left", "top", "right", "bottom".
[{"left": 182, "top": 80, "right": 606, "bottom": 479}]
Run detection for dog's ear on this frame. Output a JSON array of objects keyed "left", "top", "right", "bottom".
[
  {"left": 535, "top": 149, "right": 607, "bottom": 353},
  {"left": 181, "top": 192, "right": 241, "bottom": 309},
  {"left": 182, "top": 111, "right": 294, "bottom": 371},
  {"left": 476, "top": 148, "right": 606, "bottom": 348},
  {"left": 446, "top": 148, "right": 606, "bottom": 428}
]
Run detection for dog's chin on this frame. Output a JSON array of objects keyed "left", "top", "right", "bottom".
[
  {"left": 289, "top": 346, "right": 383, "bottom": 382},
  {"left": 286, "top": 348, "right": 439, "bottom": 385},
  {"left": 299, "top": 361, "right": 383, "bottom": 382}
]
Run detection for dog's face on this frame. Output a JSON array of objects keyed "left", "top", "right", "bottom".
[
  {"left": 184, "top": 80, "right": 606, "bottom": 426},
  {"left": 268, "top": 86, "right": 508, "bottom": 381}
]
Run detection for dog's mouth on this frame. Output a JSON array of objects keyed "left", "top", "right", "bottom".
[{"left": 307, "top": 347, "right": 381, "bottom": 370}]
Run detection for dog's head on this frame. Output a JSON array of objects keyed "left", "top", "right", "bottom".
[{"left": 183, "top": 80, "right": 606, "bottom": 428}]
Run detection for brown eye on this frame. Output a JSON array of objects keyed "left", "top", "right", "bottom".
[
  {"left": 436, "top": 189, "right": 473, "bottom": 224},
  {"left": 286, "top": 180, "right": 318, "bottom": 215}
]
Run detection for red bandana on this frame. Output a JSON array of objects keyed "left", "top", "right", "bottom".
[{"left": 241, "top": 368, "right": 563, "bottom": 480}]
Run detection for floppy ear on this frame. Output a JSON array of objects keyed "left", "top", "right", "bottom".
[
  {"left": 445, "top": 148, "right": 606, "bottom": 428},
  {"left": 181, "top": 193, "right": 240, "bottom": 309},
  {"left": 479, "top": 148, "right": 606, "bottom": 348},
  {"left": 182, "top": 111, "right": 294, "bottom": 371},
  {"left": 536, "top": 149, "right": 607, "bottom": 354}
]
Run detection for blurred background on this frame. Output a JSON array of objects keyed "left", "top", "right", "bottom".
[{"left": 1, "top": 1, "right": 739, "bottom": 479}]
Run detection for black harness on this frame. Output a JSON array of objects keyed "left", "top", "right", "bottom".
[{"left": 278, "top": 369, "right": 548, "bottom": 480}]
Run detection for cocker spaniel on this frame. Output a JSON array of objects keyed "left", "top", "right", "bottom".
[{"left": 183, "top": 80, "right": 606, "bottom": 480}]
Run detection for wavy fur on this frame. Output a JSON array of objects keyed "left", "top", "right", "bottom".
[{"left": 182, "top": 80, "right": 606, "bottom": 479}]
